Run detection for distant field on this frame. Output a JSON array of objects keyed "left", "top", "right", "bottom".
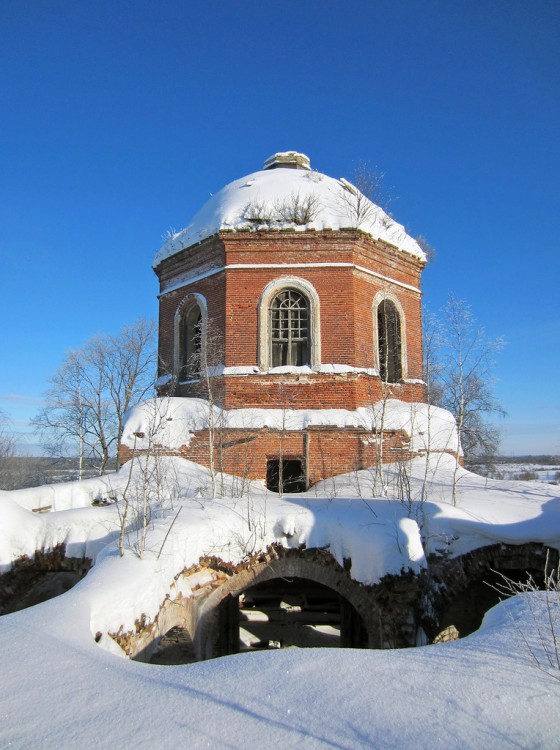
[
  {"left": 468, "top": 456, "right": 560, "bottom": 485},
  {"left": 0, "top": 456, "right": 116, "bottom": 491}
]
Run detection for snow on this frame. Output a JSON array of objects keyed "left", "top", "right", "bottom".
[
  {"left": 153, "top": 158, "right": 426, "bottom": 267},
  {"left": 0, "top": 495, "right": 119, "bottom": 571},
  {"left": 0, "top": 497, "right": 45, "bottom": 570},
  {"left": 120, "top": 396, "right": 460, "bottom": 454},
  {"left": 0, "top": 472, "right": 117, "bottom": 513},
  {"left": 207, "top": 363, "right": 381, "bottom": 376},
  {"left": 2, "top": 452, "right": 560, "bottom": 629},
  {"left": 0, "top": 587, "right": 559, "bottom": 748},
  {"left": 2, "top": 451, "right": 560, "bottom": 746}
]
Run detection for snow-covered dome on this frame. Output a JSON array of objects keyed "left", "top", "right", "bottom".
[{"left": 154, "top": 152, "right": 425, "bottom": 268}]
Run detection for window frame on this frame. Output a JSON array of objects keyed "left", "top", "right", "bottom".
[
  {"left": 269, "top": 288, "right": 310, "bottom": 367},
  {"left": 258, "top": 276, "right": 321, "bottom": 371}
]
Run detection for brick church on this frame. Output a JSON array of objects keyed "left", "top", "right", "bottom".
[{"left": 150, "top": 152, "right": 428, "bottom": 491}]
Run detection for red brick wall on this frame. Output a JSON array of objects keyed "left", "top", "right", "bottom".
[
  {"left": 119, "top": 425, "right": 417, "bottom": 488},
  {"left": 219, "top": 374, "right": 425, "bottom": 409},
  {"left": 155, "top": 229, "right": 426, "bottom": 411}
]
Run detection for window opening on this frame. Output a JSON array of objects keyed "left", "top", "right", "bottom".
[
  {"left": 269, "top": 289, "right": 309, "bottom": 367},
  {"left": 377, "top": 300, "right": 402, "bottom": 383},
  {"left": 180, "top": 305, "right": 202, "bottom": 380},
  {"left": 266, "top": 458, "right": 306, "bottom": 493}
]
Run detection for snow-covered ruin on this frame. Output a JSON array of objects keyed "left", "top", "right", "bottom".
[
  {"left": 146, "top": 152, "right": 430, "bottom": 488},
  {"left": 1, "top": 152, "right": 560, "bottom": 748}
]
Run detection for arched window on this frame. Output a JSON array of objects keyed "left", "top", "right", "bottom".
[
  {"left": 377, "top": 299, "right": 402, "bottom": 383},
  {"left": 258, "top": 277, "right": 320, "bottom": 371},
  {"left": 173, "top": 293, "right": 207, "bottom": 382},
  {"left": 180, "top": 303, "right": 202, "bottom": 379},
  {"left": 269, "top": 289, "right": 310, "bottom": 367}
]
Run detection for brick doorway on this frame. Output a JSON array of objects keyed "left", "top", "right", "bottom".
[{"left": 266, "top": 458, "right": 306, "bottom": 493}]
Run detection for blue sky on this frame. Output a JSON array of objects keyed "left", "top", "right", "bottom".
[{"left": 1, "top": 0, "right": 559, "bottom": 455}]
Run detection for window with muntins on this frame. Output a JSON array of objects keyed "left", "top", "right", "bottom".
[
  {"left": 270, "top": 289, "right": 310, "bottom": 367},
  {"left": 180, "top": 304, "right": 202, "bottom": 379},
  {"left": 377, "top": 300, "right": 402, "bottom": 382}
]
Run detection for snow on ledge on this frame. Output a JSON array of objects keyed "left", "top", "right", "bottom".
[
  {"left": 201, "top": 363, "right": 383, "bottom": 377},
  {"left": 120, "top": 397, "right": 459, "bottom": 454}
]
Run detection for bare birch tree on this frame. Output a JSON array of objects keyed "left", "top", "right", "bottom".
[
  {"left": 426, "top": 295, "right": 505, "bottom": 503},
  {"left": 32, "top": 319, "right": 157, "bottom": 474},
  {"left": 116, "top": 398, "right": 180, "bottom": 558},
  {"left": 194, "top": 315, "right": 226, "bottom": 497}
]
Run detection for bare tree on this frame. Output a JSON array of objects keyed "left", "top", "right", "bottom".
[
  {"left": 340, "top": 162, "right": 397, "bottom": 220},
  {"left": 491, "top": 551, "right": 560, "bottom": 682},
  {"left": 31, "top": 352, "right": 94, "bottom": 478},
  {"left": 0, "top": 409, "right": 16, "bottom": 457},
  {"left": 198, "top": 316, "right": 224, "bottom": 498},
  {"left": 273, "top": 191, "right": 321, "bottom": 225},
  {"left": 427, "top": 295, "right": 505, "bottom": 503},
  {"left": 0, "top": 409, "right": 17, "bottom": 489},
  {"left": 419, "top": 310, "right": 449, "bottom": 505},
  {"left": 32, "top": 319, "right": 157, "bottom": 475},
  {"left": 115, "top": 398, "right": 180, "bottom": 559},
  {"left": 243, "top": 192, "right": 321, "bottom": 228},
  {"left": 415, "top": 235, "right": 436, "bottom": 265},
  {"left": 94, "top": 319, "right": 157, "bottom": 469}
]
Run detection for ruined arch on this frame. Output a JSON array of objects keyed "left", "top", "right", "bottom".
[
  {"left": 194, "top": 548, "right": 381, "bottom": 660},
  {"left": 420, "top": 542, "right": 559, "bottom": 641}
]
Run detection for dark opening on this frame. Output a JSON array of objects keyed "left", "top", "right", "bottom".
[
  {"left": 149, "top": 626, "right": 196, "bottom": 665},
  {"left": 0, "top": 571, "right": 83, "bottom": 615},
  {"left": 180, "top": 304, "right": 202, "bottom": 380},
  {"left": 217, "top": 577, "right": 367, "bottom": 656},
  {"left": 436, "top": 567, "right": 545, "bottom": 640},
  {"left": 377, "top": 299, "right": 402, "bottom": 383},
  {"left": 266, "top": 458, "right": 306, "bottom": 493}
]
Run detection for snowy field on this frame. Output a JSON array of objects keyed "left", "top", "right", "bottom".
[
  {"left": 484, "top": 463, "right": 560, "bottom": 484},
  {"left": 1, "top": 447, "right": 560, "bottom": 748}
]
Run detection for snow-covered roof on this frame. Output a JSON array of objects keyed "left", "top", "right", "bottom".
[{"left": 153, "top": 152, "right": 426, "bottom": 268}]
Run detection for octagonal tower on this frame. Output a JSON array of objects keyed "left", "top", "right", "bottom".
[{"left": 154, "top": 152, "right": 427, "bottom": 412}]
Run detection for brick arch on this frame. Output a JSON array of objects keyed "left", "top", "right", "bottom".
[
  {"left": 420, "top": 542, "right": 559, "bottom": 640},
  {"left": 194, "top": 547, "right": 381, "bottom": 659}
]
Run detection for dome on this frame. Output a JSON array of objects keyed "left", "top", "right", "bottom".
[{"left": 153, "top": 152, "right": 425, "bottom": 268}]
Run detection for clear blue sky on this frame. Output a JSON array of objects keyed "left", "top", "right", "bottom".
[{"left": 1, "top": 0, "right": 559, "bottom": 455}]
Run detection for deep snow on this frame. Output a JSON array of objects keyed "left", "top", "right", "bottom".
[
  {"left": 1, "top": 452, "right": 560, "bottom": 748},
  {"left": 0, "top": 585, "right": 558, "bottom": 749}
]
